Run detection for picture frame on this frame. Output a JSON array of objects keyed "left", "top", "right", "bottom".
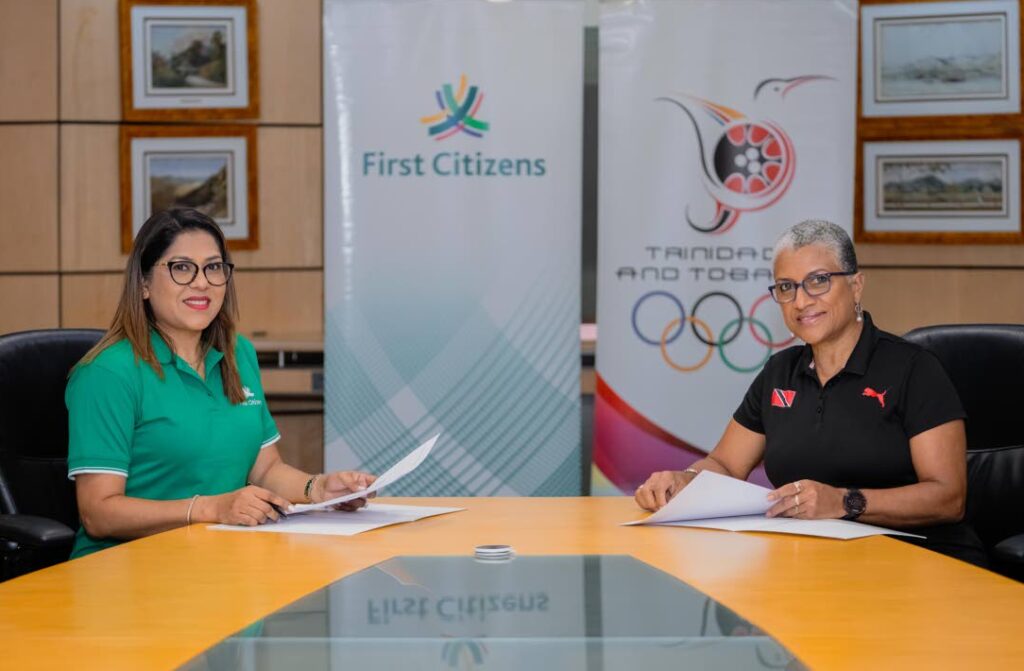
[
  {"left": 120, "top": 125, "right": 258, "bottom": 252},
  {"left": 861, "top": 0, "right": 1020, "bottom": 118},
  {"left": 119, "top": 0, "right": 259, "bottom": 121},
  {"left": 857, "top": 138, "right": 1023, "bottom": 243}
]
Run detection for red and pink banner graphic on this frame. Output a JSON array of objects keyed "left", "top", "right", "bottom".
[{"left": 594, "top": 0, "right": 856, "bottom": 494}]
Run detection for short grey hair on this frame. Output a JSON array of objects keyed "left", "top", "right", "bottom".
[{"left": 773, "top": 219, "right": 858, "bottom": 273}]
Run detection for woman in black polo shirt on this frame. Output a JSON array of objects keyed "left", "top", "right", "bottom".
[{"left": 635, "top": 219, "right": 986, "bottom": 566}]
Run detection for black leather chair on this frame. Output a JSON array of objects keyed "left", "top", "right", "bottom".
[
  {"left": 0, "top": 328, "right": 104, "bottom": 581},
  {"left": 903, "top": 324, "right": 1024, "bottom": 580}
]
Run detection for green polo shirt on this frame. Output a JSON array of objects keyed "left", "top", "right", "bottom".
[{"left": 66, "top": 331, "right": 280, "bottom": 558}]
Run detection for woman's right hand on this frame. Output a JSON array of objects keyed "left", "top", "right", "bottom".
[
  {"left": 635, "top": 470, "right": 693, "bottom": 512},
  {"left": 196, "top": 486, "right": 292, "bottom": 526}
]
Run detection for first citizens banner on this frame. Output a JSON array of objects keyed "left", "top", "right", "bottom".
[
  {"left": 595, "top": 0, "right": 856, "bottom": 493},
  {"left": 322, "top": 0, "right": 584, "bottom": 495}
]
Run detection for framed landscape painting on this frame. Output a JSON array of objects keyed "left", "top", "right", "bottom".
[
  {"left": 121, "top": 125, "right": 258, "bottom": 251},
  {"left": 861, "top": 0, "right": 1020, "bottom": 117},
  {"left": 120, "top": 0, "right": 259, "bottom": 121},
  {"left": 859, "top": 138, "right": 1022, "bottom": 242}
]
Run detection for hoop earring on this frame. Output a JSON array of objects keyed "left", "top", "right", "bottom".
[{"left": 855, "top": 302, "right": 863, "bottom": 323}]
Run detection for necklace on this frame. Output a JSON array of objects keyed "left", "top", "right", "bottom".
[{"left": 181, "top": 352, "right": 205, "bottom": 376}]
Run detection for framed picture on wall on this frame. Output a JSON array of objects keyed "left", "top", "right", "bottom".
[
  {"left": 858, "top": 138, "right": 1023, "bottom": 243},
  {"left": 121, "top": 125, "right": 258, "bottom": 252},
  {"left": 119, "top": 0, "right": 259, "bottom": 121},
  {"left": 861, "top": 0, "right": 1020, "bottom": 117}
]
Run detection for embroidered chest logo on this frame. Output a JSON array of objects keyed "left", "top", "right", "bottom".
[
  {"left": 771, "top": 389, "right": 796, "bottom": 408},
  {"left": 862, "top": 387, "right": 888, "bottom": 408},
  {"left": 242, "top": 386, "right": 262, "bottom": 407}
]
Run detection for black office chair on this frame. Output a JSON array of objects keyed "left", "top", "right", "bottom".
[
  {"left": 0, "top": 328, "right": 104, "bottom": 581},
  {"left": 903, "top": 324, "right": 1024, "bottom": 581}
]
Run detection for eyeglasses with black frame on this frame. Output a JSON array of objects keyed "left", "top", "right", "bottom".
[
  {"left": 162, "top": 260, "right": 235, "bottom": 286},
  {"left": 768, "top": 270, "right": 856, "bottom": 304}
]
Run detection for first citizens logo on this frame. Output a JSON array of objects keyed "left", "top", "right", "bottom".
[
  {"left": 421, "top": 73, "right": 490, "bottom": 140},
  {"left": 242, "top": 386, "right": 262, "bottom": 407},
  {"left": 361, "top": 74, "right": 546, "bottom": 179}
]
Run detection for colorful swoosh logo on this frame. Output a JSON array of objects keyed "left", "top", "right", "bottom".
[{"left": 420, "top": 74, "right": 490, "bottom": 140}]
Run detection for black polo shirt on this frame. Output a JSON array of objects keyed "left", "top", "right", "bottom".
[{"left": 733, "top": 312, "right": 966, "bottom": 490}]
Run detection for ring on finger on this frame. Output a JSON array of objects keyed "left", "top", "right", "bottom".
[
  {"left": 795, "top": 480, "right": 802, "bottom": 493},
  {"left": 794, "top": 493, "right": 800, "bottom": 506}
]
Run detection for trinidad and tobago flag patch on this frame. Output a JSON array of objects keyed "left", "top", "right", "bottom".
[{"left": 771, "top": 389, "right": 796, "bottom": 408}]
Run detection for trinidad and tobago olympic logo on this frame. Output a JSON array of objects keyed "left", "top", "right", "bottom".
[
  {"left": 420, "top": 74, "right": 490, "bottom": 140},
  {"left": 657, "top": 75, "right": 834, "bottom": 234}
]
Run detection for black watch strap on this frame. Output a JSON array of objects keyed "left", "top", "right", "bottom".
[{"left": 842, "top": 488, "right": 867, "bottom": 521}]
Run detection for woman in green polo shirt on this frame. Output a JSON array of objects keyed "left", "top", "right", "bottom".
[{"left": 66, "top": 208, "right": 376, "bottom": 558}]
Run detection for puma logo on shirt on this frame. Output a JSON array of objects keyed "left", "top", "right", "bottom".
[{"left": 862, "top": 387, "right": 888, "bottom": 408}]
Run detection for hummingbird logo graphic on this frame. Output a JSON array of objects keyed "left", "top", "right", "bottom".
[{"left": 657, "top": 75, "right": 834, "bottom": 234}]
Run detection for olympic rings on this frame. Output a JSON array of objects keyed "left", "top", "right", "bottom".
[
  {"left": 748, "top": 293, "right": 797, "bottom": 348},
  {"left": 632, "top": 291, "right": 791, "bottom": 374},
  {"left": 718, "top": 317, "right": 773, "bottom": 373},
  {"left": 632, "top": 291, "right": 685, "bottom": 346},
  {"left": 690, "top": 291, "right": 743, "bottom": 347},
  {"left": 660, "top": 316, "right": 715, "bottom": 373}
]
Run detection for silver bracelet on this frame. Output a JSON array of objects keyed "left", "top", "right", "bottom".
[
  {"left": 682, "top": 467, "right": 700, "bottom": 477},
  {"left": 186, "top": 494, "right": 200, "bottom": 525}
]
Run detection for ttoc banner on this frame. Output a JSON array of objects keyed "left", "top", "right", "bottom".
[
  {"left": 323, "top": 0, "right": 583, "bottom": 495},
  {"left": 594, "top": 0, "right": 856, "bottom": 493}
]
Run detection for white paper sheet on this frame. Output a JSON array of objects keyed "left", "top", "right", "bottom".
[
  {"left": 623, "top": 470, "right": 772, "bottom": 525},
  {"left": 660, "top": 515, "right": 923, "bottom": 540},
  {"left": 288, "top": 434, "right": 440, "bottom": 514},
  {"left": 210, "top": 503, "right": 463, "bottom": 536},
  {"left": 625, "top": 471, "right": 924, "bottom": 540}
]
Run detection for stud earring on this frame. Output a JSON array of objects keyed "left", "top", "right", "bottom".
[{"left": 855, "top": 302, "right": 863, "bottom": 323}]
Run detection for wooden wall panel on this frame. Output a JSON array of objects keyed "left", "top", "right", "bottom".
[
  {"left": 270, "top": 410, "right": 324, "bottom": 474},
  {"left": 859, "top": 244, "right": 1024, "bottom": 268},
  {"left": 59, "top": 126, "right": 320, "bottom": 272},
  {"left": 0, "top": 275, "right": 59, "bottom": 333},
  {"left": 261, "top": 368, "right": 319, "bottom": 394},
  {"left": 60, "top": 124, "right": 124, "bottom": 271},
  {"left": 0, "top": 0, "right": 58, "bottom": 120},
  {"left": 60, "top": 0, "right": 120, "bottom": 121},
  {"left": 232, "top": 127, "right": 322, "bottom": 269},
  {"left": 865, "top": 269, "right": 1024, "bottom": 335},
  {"left": 59, "top": 271, "right": 325, "bottom": 335},
  {"left": 0, "top": 124, "right": 58, "bottom": 271},
  {"left": 234, "top": 270, "right": 323, "bottom": 338},
  {"left": 60, "top": 272, "right": 121, "bottom": 328},
  {"left": 260, "top": 0, "right": 321, "bottom": 125}
]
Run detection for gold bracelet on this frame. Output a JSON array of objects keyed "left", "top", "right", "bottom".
[{"left": 186, "top": 494, "right": 200, "bottom": 525}]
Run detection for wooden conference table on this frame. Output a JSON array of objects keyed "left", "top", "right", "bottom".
[{"left": 0, "top": 497, "right": 1022, "bottom": 670}]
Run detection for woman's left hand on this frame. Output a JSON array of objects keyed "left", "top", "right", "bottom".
[
  {"left": 315, "top": 471, "right": 378, "bottom": 511},
  {"left": 766, "top": 479, "right": 845, "bottom": 519}
]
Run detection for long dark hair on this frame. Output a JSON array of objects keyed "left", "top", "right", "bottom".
[{"left": 79, "top": 208, "right": 245, "bottom": 404}]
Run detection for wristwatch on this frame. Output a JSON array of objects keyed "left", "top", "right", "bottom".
[{"left": 842, "top": 488, "right": 867, "bottom": 521}]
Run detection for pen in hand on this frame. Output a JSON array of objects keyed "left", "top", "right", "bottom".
[{"left": 269, "top": 501, "right": 289, "bottom": 522}]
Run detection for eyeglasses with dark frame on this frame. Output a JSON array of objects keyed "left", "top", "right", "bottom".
[
  {"left": 161, "top": 260, "right": 235, "bottom": 286},
  {"left": 768, "top": 270, "right": 856, "bottom": 304}
]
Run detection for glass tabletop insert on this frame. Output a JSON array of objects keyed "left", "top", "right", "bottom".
[{"left": 182, "top": 555, "right": 800, "bottom": 670}]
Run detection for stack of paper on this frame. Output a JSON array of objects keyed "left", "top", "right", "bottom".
[
  {"left": 212, "top": 503, "right": 463, "bottom": 536},
  {"left": 288, "top": 434, "right": 440, "bottom": 514},
  {"left": 625, "top": 471, "right": 923, "bottom": 540},
  {"left": 211, "top": 434, "right": 464, "bottom": 536}
]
